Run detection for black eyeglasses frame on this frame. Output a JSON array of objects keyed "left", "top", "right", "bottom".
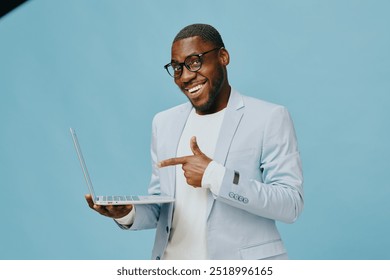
[{"left": 164, "top": 47, "right": 223, "bottom": 78}]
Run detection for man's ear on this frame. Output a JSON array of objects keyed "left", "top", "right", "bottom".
[{"left": 219, "top": 47, "right": 230, "bottom": 66}]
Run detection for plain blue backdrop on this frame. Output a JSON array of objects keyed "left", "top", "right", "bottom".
[{"left": 1, "top": 0, "right": 389, "bottom": 259}]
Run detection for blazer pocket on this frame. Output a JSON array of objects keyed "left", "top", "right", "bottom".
[{"left": 239, "top": 239, "right": 286, "bottom": 260}]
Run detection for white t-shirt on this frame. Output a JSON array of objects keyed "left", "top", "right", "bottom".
[
  {"left": 116, "top": 108, "right": 226, "bottom": 259},
  {"left": 162, "top": 108, "right": 225, "bottom": 259}
]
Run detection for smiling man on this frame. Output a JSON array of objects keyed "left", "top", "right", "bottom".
[
  {"left": 86, "top": 23, "right": 304, "bottom": 260},
  {"left": 168, "top": 35, "right": 230, "bottom": 114}
]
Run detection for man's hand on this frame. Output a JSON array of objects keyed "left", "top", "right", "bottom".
[
  {"left": 158, "top": 136, "right": 212, "bottom": 187},
  {"left": 85, "top": 194, "right": 133, "bottom": 219}
]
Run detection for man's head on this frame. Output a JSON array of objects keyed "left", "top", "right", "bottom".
[
  {"left": 173, "top": 23, "right": 225, "bottom": 49},
  {"left": 165, "top": 24, "right": 231, "bottom": 115}
]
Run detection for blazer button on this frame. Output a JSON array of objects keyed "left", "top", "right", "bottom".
[
  {"left": 238, "top": 196, "right": 244, "bottom": 202},
  {"left": 243, "top": 198, "right": 249, "bottom": 204},
  {"left": 234, "top": 194, "right": 239, "bottom": 200},
  {"left": 229, "top": 192, "right": 235, "bottom": 198}
]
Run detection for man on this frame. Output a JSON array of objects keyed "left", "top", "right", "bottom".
[{"left": 86, "top": 23, "right": 304, "bottom": 260}]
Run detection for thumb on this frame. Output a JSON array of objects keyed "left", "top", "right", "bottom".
[{"left": 190, "top": 136, "right": 204, "bottom": 156}]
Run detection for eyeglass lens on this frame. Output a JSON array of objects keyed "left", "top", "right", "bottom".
[
  {"left": 167, "top": 55, "right": 202, "bottom": 78},
  {"left": 165, "top": 47, "right": 221, "bottom": 78}
]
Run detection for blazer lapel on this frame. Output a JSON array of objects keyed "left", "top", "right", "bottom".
[
  {"left": 207, "top": 88, "right": 245, "bottom": 216},
  {"left": 213, "top": 89, "right": 245, "bottom": 165},
  {"left": 165, "top": 103, "right": 193, "bottom": 195}
]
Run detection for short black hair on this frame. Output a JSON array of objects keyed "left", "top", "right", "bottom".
[{"left": 173, "top": 23, "right": 225, "bottom": 48}]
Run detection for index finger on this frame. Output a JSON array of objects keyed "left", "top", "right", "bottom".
[
  {"left": 158, "top": 156, "right": 189, "bottom": 168},
  {"left": 85, "top": 194, "right": 95, "bottom": 208}
]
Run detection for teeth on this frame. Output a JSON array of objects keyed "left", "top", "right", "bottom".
[{"left": 188, "top": 84, "right": 203, "bottom": 93}]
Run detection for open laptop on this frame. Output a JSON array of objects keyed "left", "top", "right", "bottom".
[{"left": 70, "top": 128, "right": 174, "bottom": 205}]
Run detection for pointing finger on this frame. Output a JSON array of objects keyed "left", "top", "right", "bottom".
[{"left": 158, "top": 156, "right": 189, "bottom": 168}]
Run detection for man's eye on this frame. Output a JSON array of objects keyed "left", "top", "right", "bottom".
[
  {"left": 189, "top": 58, "right": 201, "bottom": 66},
  {"left": 172, "top": 65, "right": 182, "bottom": 72}
]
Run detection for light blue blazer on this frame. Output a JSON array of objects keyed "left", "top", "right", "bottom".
[{"left": 123, "top": 88, "right": 304, "bottom": 260}]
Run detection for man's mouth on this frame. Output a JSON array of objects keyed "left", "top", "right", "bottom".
[{"left": 185, "top": 82, "right": 206, "bottom": 96}]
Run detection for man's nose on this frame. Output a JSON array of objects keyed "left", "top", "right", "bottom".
[{"left": 179, "top": 66, "right": 196, "bottom": 83}]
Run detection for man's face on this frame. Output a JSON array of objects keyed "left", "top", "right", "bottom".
[{"left": 171, "top": 36, "right": 230, "bottom": 115}]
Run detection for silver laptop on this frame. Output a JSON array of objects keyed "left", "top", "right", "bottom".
[{"left": 70, "top": 128, "right": 174, "bottom": 205}]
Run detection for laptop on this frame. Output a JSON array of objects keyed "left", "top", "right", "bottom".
[{"left": 70, "top": 128, "right": 175, "bottom": 205}]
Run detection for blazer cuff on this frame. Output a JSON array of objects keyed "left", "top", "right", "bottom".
[
  {"left": 114, "top": 207, "right": 136, "bottom": 228},
  {"left": 201, "top": 160, "right": 226, "bottom": 196}
]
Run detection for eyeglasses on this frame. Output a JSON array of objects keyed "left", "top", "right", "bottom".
[{"left": 164, "top": 47, "right": 222, "bottom": 78}]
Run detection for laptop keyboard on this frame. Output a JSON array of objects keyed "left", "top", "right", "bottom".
[{"left": 101, "top": 195, "right": 140, "bottom": 201}]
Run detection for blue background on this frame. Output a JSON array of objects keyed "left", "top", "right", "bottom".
[{"left": 1, "top": 0, "right": 389, "bottom": 260}]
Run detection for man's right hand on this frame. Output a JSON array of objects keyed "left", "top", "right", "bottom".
[{"left": 85, "top": 194, "right": 133, "bottom": 219}]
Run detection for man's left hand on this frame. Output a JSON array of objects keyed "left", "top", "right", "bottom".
[{"left": 158, "top": 136, "right": 211, "bottom": 188}]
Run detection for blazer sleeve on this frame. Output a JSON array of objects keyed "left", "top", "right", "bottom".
[{"left": 216, "top": 106, "right": 304, "bottom": 223}]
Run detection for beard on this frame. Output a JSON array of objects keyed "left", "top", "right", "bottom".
[{"left": 191, "top": 66, "right": 225, "bottom": 114}]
